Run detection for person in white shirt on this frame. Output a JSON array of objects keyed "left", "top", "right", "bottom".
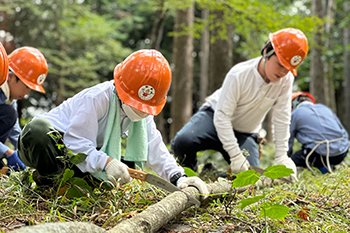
[
  {"left": 17, "top": 49, "right": 208, "bottom": 196},
  {"left": 171, "top": 28, "right": 308, "bottom": 181}
]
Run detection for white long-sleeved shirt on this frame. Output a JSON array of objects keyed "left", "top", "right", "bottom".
[
  {"left": 205, "top": 57, "right": 293, "bottom": 159},
  {"left": 36, "top": 80, "right": 183, "bottom": 180}
]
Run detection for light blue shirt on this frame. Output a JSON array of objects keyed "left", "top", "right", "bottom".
[{"left": 288, "top": 103, "right": 349, "bottom": 156}]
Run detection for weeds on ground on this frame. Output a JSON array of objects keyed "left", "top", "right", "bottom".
[
  {"left": 172, "top": 146, "right": 350, "bottom": 233},
  {"left": 1, "top": 141, "right": 350, "bottom": 233}
]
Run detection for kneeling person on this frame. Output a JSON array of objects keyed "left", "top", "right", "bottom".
[{"left": 18, "top": 50, "right": 208, "bottom": 197}]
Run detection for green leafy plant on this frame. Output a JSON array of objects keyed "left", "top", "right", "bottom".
[{"left": 233, "top": 165, "right": 293, "bottom": 222}]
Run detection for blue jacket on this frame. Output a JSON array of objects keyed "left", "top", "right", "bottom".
[
  {"left": 0, "top": 88, "right": 21, "bottom": 155},
  {"left": 288, "top": 103, "right": 349, "bottom": 157}
]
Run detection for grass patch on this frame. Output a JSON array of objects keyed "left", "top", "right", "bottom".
[{"left": 1, "top": 141, "right": 350, "bottom": 232}]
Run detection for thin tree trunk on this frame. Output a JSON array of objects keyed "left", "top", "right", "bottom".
[
  {"left": 323, "top": 0, "right": 336, "bottom": 112},
  {"left": 208, "top": 10, "right": 233, "bottom": 94},
  {"left": 170, "top": 4, "right": 194, "bottom": 139},
  {"left": 310, "top": 0, "right": 325, "bottom": 104},
  {"left": 54, "top": 0, "right": 66, "bottom": 106},
  {"left": 343, "top": 1, "right": 350, "bottom": 133},
  {"left": 199, "top": 9, "right": 209, "bottom": 105},
  {"left": 150, "top": 5, "right": 168, "bottom": 143}
]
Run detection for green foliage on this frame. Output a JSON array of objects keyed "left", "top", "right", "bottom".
[
  {"left": 66, "top": 177, "right": 94, "bottom": 199},
  {"left": 68, "top": 153, "right": 88, "bottom": 165},
  {"left": 232, "top": 169, "right": 260, "bottom": 188},
  {"left": 61, "top": 168, "right": 74, "bottom": 185},
  {"left": 3, "top": 0, "right": 133, "bottom": 110},
  {"left": 260, "top": 203, "right": 290, "bottom": 221},
  {"left": 238, "top": 195, "right": 265, "bottom": 209},
  {"left": 194, "top": 0, "right": 320, "bottom": 58},
  {"left": 263, "top": 165, "right": 293, "bottom": 179},
  {"left": 183, "top": 167, "right": 198, "bottom": 177},
  {"left": 229, "top": 165, "right": 296, "bottom": 221}
]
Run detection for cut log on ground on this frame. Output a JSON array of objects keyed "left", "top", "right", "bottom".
[
  {"left": 10, "top": 222, "right": 107, "bottom": 233},
  {"left": 109, "top": 181, "right": 248, "bottom": 233}
]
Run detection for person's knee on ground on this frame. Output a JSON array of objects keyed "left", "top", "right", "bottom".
[
  {"left": 0, "top": 104, "right": 17, "bottom": 143},
  {"left": 171, "top": 133, "right": 198, "bottom": 171},
  {"left": 18, "top": 118, "right": 66, "bottom": 177}
]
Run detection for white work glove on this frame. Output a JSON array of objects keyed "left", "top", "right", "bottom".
[
  {"left": 177, "top": 176, "right": 209, "bottom": 198},
  {"left": 230, "top": 152, "right": 250, "bottom": 174},
  {"left": 105, "top": 159, "right": 132, "bottom": 186},
  {"left": 275, "top": 155, "right": 298, "bottom": 181}
]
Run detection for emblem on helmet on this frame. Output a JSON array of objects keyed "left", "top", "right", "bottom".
[
  {"left": 290, "top": 55, "right": 302, "bottom": 66},
  {"left": 138, "top": 85, "right": 155, "bottom": 100},
  {"left": 37, "top": 74, "right": 46, "bottom": 85}
]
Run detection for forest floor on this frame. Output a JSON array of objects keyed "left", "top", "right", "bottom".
[{"left": 1, "top": 146, "right": 350, "bottom": 233}]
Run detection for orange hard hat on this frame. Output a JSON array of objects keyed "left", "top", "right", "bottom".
[
  {"left": 9, "top": 47, "right": 48, "bottom": 93},
  {"left": 291, "top": 92, "right": 316, "bottom": 110},
  {"left": 0, "top": 42, "right": 9, "bottom": 86},
  {"left": 114, "top": 49, "right": 172, "bottom": 116},
  {"left": 269, "top": 28, "right": 308, "bottom": 76}
]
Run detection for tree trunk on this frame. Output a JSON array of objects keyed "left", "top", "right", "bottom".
[
  {"left": 54, "top": 0, "right": 66, "bottom": 106},
  {"left": 310, "top": 0, "right": 325, "bottom": 104},
  {"left": 149, "top": 5, "right": 168, "bottom": 143},
  {"left": 199, "top": 9, "right": 209, "bottom": 106},
  {"left": 208, "top": 10, "right": 233, "bottom": 94},
  {"left": 169, "top": 4, "right": 194, "bottom": 139},
  {"left": 344, "top": 1, "right": 350, "bottom": 133},
  {"left": 323, "top": 0, "right": 336, "bottom": 112}
]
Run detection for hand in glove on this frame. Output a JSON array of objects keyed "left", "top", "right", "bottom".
[
  {"left": 230, "top": 152, "right": 250, "bottom": 174},
  {"left": 105, "top": 159, "right": 132, "bottom": 186},
  {"left": 275, "top": 155, "right": 298, "bottom": 181},
  {"left": 177, "top": 176, "right": 209, "bottom": 199},
  {"left": 6, "top": 151, "right": 27, "bottom": 171}
]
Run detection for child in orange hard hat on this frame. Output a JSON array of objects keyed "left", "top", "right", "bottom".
[
  {"left": 18, "top": 50, "right": 209, "bottom": 197},
  {"left": 171, "top": 28, "right": 308, "bottom": 182},
  {"left": 0, "top": 46, "right": 48, "bottom": 173}
]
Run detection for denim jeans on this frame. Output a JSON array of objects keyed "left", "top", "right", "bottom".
[{"left": 171, "top": 105, "right": 259, "bottom": 170}]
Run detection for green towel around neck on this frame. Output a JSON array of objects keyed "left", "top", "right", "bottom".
[{"left": 92, "top": 89, "right": 148, "bottom": 181}]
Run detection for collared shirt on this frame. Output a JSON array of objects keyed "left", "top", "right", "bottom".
[
  {"left": 288, "top": 103, "right": 349, "bottom": 156},
  {"left": 0, "top": 83, "right": 21, "bottom": 155},
  {"left": 36, "top": 80, "right": 183, "bottom": 180},
  {"left": 205, "top": 57, "right": 293, "bottom": 158}
]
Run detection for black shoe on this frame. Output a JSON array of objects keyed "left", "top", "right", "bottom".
[{"left": 32, "top": 170, "right": 54, "bottom": 187}]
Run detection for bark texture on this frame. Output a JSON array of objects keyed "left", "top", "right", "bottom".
[
  {"left": 169, "top": 4, "right": 194, "bottom": 139},
  {"left": 10, "top": 222, "right": 106, "bottom": 233},
  {"left": 110, "top": 182, "right": 239, "bottom": 233},
  {"left": 310, "top": 0, "right": 324, "bottom": 103}
]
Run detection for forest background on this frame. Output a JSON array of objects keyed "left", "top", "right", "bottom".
[
  {"left": 1, "top": 0, "right": 350, "bottom": 146},
  {"left": 1, "top": 1, "right": 350, "bottom": 232}
]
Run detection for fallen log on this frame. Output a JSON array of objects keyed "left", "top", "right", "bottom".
[
  {"left": 109, "top": 176, "right": 289, "bottom": 233},
  {"left": 10, "top": 222, "right": 107, "bottom": 233},
  {"left": 109, "top": 181, "right": 247, "bottom": 233}
]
